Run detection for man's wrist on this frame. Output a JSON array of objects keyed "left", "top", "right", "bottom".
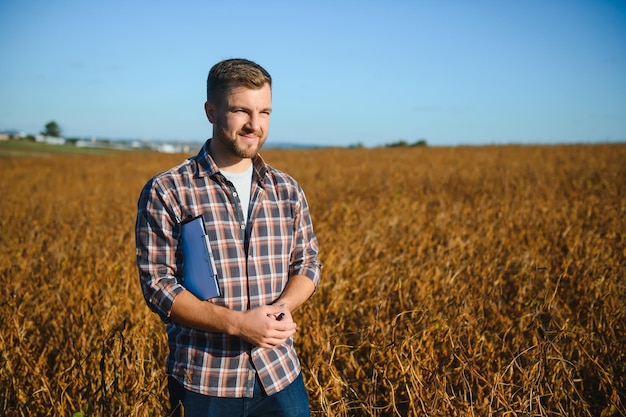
[
  {"left": 225, "top": 309, "right": 244, "bottom": 337},
  {"left": 273, "top": 301, "right": 289, "bottom": 311}
]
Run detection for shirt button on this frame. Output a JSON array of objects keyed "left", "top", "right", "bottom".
[
  {"left": 233, "top": 191, "right": 238, "bottom": 197},
  {"left": 240, "top": 224, "right": 245, "bottom": 230}
]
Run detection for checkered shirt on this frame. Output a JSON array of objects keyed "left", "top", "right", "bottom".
[{"left": 135, "top": 140, "right": 322, "bottom": 397}]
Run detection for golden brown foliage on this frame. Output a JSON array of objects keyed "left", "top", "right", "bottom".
[{"left": 0, "top": 144, "right": 624, "bottom": 416}]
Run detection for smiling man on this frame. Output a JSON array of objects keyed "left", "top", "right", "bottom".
[{"left": 135, "top": 58, "right": 322, "bottom": 417}]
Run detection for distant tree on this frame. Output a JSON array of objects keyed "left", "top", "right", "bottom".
[
  {"left": 42, "top": 121, "right": 62, "bottom": 137},
  {"left": 386, "top": 139, "right": 409, "bottom": 148},
  {"left": 348, "top": 141, "right": 364, "bottom": 149},
  {"left": 385, "top": 139, "right": 428, "bottom": 148}
]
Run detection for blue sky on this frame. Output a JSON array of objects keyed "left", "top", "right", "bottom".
[{"left": 1, "top": 0, "right": 625, "bottom": 147}]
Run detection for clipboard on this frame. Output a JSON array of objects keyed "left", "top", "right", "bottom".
[{"left": 180, "top": 215, "right": 220, "bottom": 300}]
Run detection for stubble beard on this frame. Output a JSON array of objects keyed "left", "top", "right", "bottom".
[{"left": 215, "top": 127, "right": 266, "bottom": 159}]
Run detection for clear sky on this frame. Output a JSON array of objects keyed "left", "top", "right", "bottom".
[{"left": 1, "top": 0, "right": 625, "bottom": 147}]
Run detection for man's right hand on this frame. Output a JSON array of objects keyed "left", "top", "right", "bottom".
[
  {"left": 234, "top": 305, "right": 297, "bottom": 348},
  {"left": 170, "top": 291, "right": 296, "bottom": 348}
]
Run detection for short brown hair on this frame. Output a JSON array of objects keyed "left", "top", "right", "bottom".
[{"left": 206, "top": 58, "right": 272, "bottom": 103}]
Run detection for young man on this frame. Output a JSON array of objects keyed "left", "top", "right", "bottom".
[{"left": 135, "top": 58, "right": 322, "bottom": 417}]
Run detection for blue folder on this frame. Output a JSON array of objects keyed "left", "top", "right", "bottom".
[{"left": 180, "top": 215, "right": 220, "bottom": 300}]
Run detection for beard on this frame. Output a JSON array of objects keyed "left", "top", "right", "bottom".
[{"left": 214, "top": 125, "right": 267, "bottom": 159}]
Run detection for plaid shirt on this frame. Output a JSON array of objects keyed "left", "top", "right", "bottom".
[{"left": 135, "top": 140, "right": 322, "bottom": 397}]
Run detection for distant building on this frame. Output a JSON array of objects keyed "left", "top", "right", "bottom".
[
  {"left": 0, "top": 130, "right": 26, "bottom": 140},
  {"left": 36, "top": 135, "right": 65, "bottom": 145}
]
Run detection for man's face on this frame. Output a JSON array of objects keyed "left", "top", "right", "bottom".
[{"left": 205, "top": 82, "right": 272, "bottom": 160}]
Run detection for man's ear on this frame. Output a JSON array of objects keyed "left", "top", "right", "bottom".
[{"left": 204, "top": 101, "right": 216, "bottom": 124}]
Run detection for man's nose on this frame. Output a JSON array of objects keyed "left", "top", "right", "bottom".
[{"left": 246, "top": 112, "right": 262, "bottom": 132}]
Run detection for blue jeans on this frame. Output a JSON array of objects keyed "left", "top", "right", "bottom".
[{"left": 167, "top": 372, "right": 311, "bottom": 417}]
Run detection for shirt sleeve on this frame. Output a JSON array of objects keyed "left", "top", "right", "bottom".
[
  {"left": 135, "top": 176, "right": 185, "bottom": 322},
  {"left": 289, "top": 185, "right": 323, "bottom": 287}
]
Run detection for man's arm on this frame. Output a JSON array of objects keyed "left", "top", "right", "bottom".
[
  {"left": 273, "top": 274, "right": 316, "bottom": 314},
  {"left": 169, "top": 291, "right": 297, "bottom": 348},
  {"left": 170, "top": 274, "right": 315, "bottom": 347}
]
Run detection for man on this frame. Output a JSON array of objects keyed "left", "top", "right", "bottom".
[{"left": 135, "top": 58, "right": 322, "bottom": 416}]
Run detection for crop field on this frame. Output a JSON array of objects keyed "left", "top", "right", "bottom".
[{"left": 1, "top": 143, "right": 624, "bottom": 416}]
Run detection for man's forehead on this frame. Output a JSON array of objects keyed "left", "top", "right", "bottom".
[{"left": 224, "top": 83, "right": 272, "bottom": 103}]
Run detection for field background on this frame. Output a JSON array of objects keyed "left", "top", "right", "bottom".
[{"left": 0, "top": 143, "right": 624, "bottom": 416}]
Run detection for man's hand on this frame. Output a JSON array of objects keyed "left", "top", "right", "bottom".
[
  {"left": 169, "top": 276, "right": 315, "bottom": 348},
  {"left": 234, "top": 305, "right": 296, "bottom": 348},
  {"left": 170, "top": 292, "right": 294, "bottom": 347}
]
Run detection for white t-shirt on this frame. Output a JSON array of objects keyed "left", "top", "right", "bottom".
[{"left": 221, "top": 164, "right": 254, "bottom": 224}]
